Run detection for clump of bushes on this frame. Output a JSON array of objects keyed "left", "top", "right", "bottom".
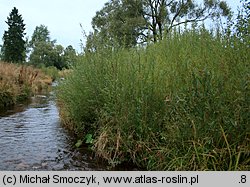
[{"left": 57, "top": 26, "right": 249, "bottom": 170}]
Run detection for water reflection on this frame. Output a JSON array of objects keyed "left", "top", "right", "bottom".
[{"left": 0, "top": 91, "right": 105, "bottom": 171}]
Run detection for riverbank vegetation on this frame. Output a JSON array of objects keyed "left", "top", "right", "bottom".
[
  {"left": 0, "top": 7, "right": 76, "bottom": 110},
  {"left": 57, "top": 0, "right": 249, "bottom": 170},
  {"left": 0, "top": 62, "right": 52, "bottom": 109},
  {"left": 1, "top": 0, "right": 248, "bottom": 170},
  {"left": 57, "top": 27, "right": 249, "bottom": 170}
]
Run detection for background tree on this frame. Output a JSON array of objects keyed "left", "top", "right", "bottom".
[
  {"left": 28, "top": 24, "right": 53, "bottom": 49},
  {"left": 142, "top": 0, "right": 231, "bottom": 42},
  {"left": 29, "top": 40, "right": 54, "bottom": 67},
  {"left": 87, "top": 0, "right": 231, "bottom": 50},
  {"left": 29, "top": 25, "right": 54, "bottom": 67},
  {"left": 89, "top": 0, "right": 146, "bottom": 50},
  {"left": 2, "top": 7, "right": 26, "bottom": 63},
  {"left": 29, "top": 25, "right": 75, "bottom": 69},
  {"left": 62, "top": 45, "right": 77, "bottom": 68},
  {"left": 0, "top": 45, "right": 3, "bottom": 60},
  {"left": 52, "top": 44, "right": 65, "bottom": 70},
  {"left": 235, "top": 0, "right": 249, "bottom": 45}
]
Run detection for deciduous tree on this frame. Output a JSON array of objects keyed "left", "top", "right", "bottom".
[
  {"left": 143, "top": 0, "right": 231, "bottom": 42},
  {"left": 29, "top": 25, "right": 75, "bottom": 69},
  {"left": 63, "top": 45, "right": 77, "bottom": 67},
  {"left": 90, "top": 0, "right": 146, "bottom": 49},
  {"left": 29, "top": 24, "right": 53, "bottom": 49},
  {"left": 87, "top": 0, "right": 231, "bottom": 49}
]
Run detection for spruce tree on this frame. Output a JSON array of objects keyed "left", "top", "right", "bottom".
[{"left": 2, "top": 7, "right": 26, "bottom": 63}]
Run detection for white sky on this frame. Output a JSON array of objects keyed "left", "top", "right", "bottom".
[{"left": 0, "top": 0, "right": 242, "bottom": 53}]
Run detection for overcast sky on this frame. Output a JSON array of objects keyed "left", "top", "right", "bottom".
[{"left": 0, "top": 0, "right": 241, "bottom": 53}]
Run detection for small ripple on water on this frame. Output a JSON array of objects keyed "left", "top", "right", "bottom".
[{"left": 0, "top": 92, "right": 107, "bottom": 171}]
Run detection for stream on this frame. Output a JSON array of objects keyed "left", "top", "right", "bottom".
[{"left": 0, "top": 85, "right": 107, "bottom": 171}]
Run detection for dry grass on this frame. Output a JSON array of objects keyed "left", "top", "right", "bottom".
[
  {"left": 58, "top": 69, "right": 73, "bottom": 78},
  {"left": 0, "top": 61, "right": 52, "bottom": 108}
]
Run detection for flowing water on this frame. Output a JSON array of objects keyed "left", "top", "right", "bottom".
[{"left": 0, "top": 86, "right": 107, "bottom": 171}]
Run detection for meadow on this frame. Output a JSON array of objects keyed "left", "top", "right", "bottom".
[
  {"left": 57, "top": 26, "right": 249, "bottom": 170},
  {"left": 0, "top": 62, "right": 52, "bottom": 109}
]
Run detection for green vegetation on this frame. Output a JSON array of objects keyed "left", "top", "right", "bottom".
[
  {"left": 28, "top": 25, "right": 77, "bottom": 70},
  {"left": 40, "top": 66, "right": 60, "bottom": 81},
  {"left": 86, "top": 0, "right": 230, "bottom": 51},
  {"left": 0, "top": 7, "right": 75, "bottom": 110},
  {"left": 1, "top": 9, "right": 77, "bottom": 70},
  {"left": 57, "top": 0, "right": 249, "bottom": 171},
  {"left": 0, "top": 0, "right": 248, "bottom": 171},
  {"left": 57, "top": 23, "right": 249, "bottom": 170},
  {"left": 1, "top": 7, "right": 26, "bottom": 63}
]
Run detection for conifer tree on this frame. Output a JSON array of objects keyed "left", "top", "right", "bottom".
[{"left": 2, "top": 7, "right": 26, "bottom": 63}]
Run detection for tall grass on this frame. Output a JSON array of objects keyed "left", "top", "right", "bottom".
[
  {"left": 0, "top": 62, "right": 52, "bottom": 109},
  {"left": 57, "top": 26, "right": 249, "bottom": 170},
  {"left": 40, "top": 66, "right": 59, "bottom": 81}
]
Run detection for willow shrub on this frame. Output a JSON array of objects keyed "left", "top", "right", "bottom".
[{"left": 57, "top": 27, "right": 249, "bottom": 170}]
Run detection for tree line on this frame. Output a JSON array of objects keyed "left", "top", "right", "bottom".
[
  {"left": 0, "top": 7, "right": 77, "bottom": 70},
  {"left": 0, "top": 0, "right": 246, "bottom": 65},
  {"left": 85, "top": 0, "right": 231, "bottom": 51}
]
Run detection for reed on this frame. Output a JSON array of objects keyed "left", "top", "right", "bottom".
[{"left": 57, "top": 26, "right": 249, "bottom": 170}]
